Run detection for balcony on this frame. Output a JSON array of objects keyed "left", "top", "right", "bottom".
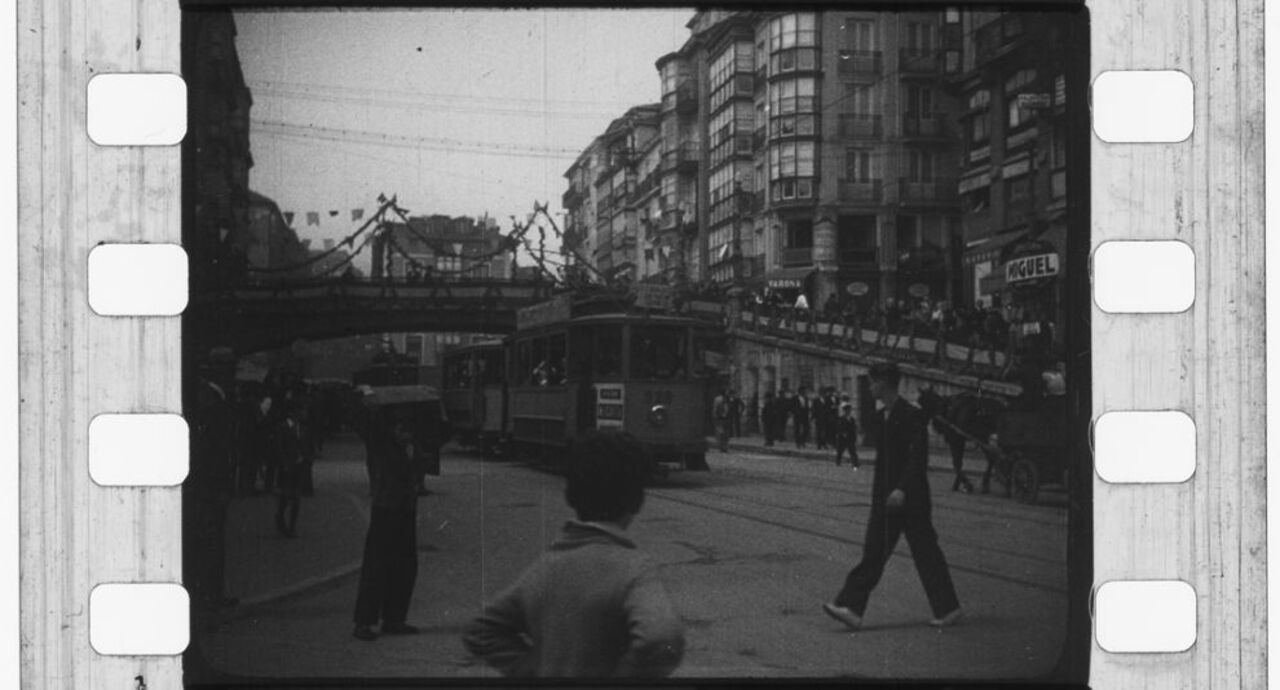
[
  {"left": 837, "top": 114, "right": 882, "bottom": 139},
  {"left": 838, "top": 248, "right": 878, "bottom": 267},
  {"left": 632, "top": 173, "right": 659, "bottom": 202},
  {"left": 974, "top": 14, "right": 1031, "bottom": 65},
  {"left": 561, "top": 183, "right": 584, "bottom": 208},
  {"left": 837, "top": 179, "right": 883, "bottom": 203},
  {"left": 661, "top": 142, "right": 700, "bottom": 174},
  {"left": 836, "top": 50, "right": 882, "bottom": 75},
  {"left": 901, "top": 116, "right": 947, "bottom": 139},
  {"left": 782, "top": 246, "right": 813, "bottom": 267},
  {"left": 898, "top": 49, "right": 938, "bottom": 75},
  {"left": 897, "top": 178, "right": 959, "bottom": 204},
  {"left": 663, "top": 80, "right": 698, "bottom": 115}
]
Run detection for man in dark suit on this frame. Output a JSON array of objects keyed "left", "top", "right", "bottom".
[
  {"left": 792, "top": 388, "right": 811, "bottom": 449},
  {"left": 823, "top": 363, "right": 962, "bottom": 630}
]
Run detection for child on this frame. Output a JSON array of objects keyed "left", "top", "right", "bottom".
[
  {"left": 463, "top": 431, "right": 686, "bottom": 677},
  {"left": 835, "top": 402, "right": 860, "bottom": 468}
]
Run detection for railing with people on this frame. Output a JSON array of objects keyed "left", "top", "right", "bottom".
[{"left": 713, "top": 297, "right": 1036, "bottom": 382}]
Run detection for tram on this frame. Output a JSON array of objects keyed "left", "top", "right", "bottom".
[
  {"left": 440, "top": 339, "right": 506, "bottom": 455},
  {"left": 504, "top": 293, "right": 723, "bottom": 475}
]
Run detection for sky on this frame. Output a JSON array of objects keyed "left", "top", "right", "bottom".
[{"left": 234, "top": 8, "right": 693, "bottom": 271}]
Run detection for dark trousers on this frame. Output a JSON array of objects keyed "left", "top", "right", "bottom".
[
  {"left": 794, "top": 420, "right": 810, "bottom": 448},
  {"left": 835, "top": 438, "right": 859, "bottom": 467},
  {"left": 763, "top": 418, "right": 778, "bottom": 446},
  {"left": 353, "top": 507, "right": 419, "bottom": 627},
  {"left": 835, "top": 505, "right": 960, "bottom": 619}
]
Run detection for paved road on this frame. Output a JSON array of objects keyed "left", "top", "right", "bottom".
[{"left": 193, "top": 433, "right": 1073, "bottom": 682}]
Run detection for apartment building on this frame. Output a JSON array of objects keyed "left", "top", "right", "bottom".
[
  {"left": 565, "top": 10, "right": 967, "bottom": 307},
  {"left": 948, "top": 9, "right": 1078, "bottom": 354},
  {"left": 560, "top": 105, "right": 661, "bottom": 284}
]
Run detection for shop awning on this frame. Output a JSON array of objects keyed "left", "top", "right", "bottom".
[
  {"left": 765, "top": 266, "right": 814, "bottom": 290},
  {"left": 963, "top": 231, "right": 1027, "bottom": 267}
]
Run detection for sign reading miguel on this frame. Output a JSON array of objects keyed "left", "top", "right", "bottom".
[{"left": 1005, "top": 252, "right": 1060, "bottom": 284}]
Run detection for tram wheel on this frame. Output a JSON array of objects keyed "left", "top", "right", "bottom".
[{"left": 1011, "top": 458, "right": 1040, "bottom": 505}]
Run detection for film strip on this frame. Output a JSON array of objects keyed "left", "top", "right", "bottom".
[{"left": 11, "top": 0, "right": 1268, "bottom": 688}]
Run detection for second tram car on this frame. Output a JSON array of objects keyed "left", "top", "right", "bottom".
[
  {"left": 440, "top": 339, "right": 506, "bottom": 455},
  {"left": 504, "top": 295, "right": 723, "bottom": 475}
]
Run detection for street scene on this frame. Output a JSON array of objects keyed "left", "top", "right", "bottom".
[
  {"left": 193, "top": 436, "right": 1069, "bottom": 680},
  {"left": 182, "top": 5, "right": 1088, "bottom": 685}
]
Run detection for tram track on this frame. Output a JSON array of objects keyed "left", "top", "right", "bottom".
[{"left": 648, "top": 472, "right": 1069, "bottom": 596}]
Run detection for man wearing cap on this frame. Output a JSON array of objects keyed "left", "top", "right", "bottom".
[
  {"left": 834, "top": 401, "right": 859, "bottom": 468},
  {"left": 823, "top": 363, "right": 962, "bottom": 630}
]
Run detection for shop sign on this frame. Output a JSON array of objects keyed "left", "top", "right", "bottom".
[
  {"left": 846, "top": 281, "right": 870, "bottom": 297},
  {"left": 1005, "top": 253, "right": 1060, "bottom": 284},
  {"left": 907, "top": 283, "right": 930, "bottom": 298}
]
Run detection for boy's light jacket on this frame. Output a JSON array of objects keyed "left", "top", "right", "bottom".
[{"left": 463, "top": 520, "right": 686, "bottom": 678}]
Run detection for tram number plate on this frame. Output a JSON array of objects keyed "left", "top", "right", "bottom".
[{"left": 597, "top": 404, "right": 624, "bottom": 420}]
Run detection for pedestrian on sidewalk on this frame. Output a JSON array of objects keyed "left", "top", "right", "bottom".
[
  {"left": 728, "top": 390, "right": 744, "bottom": 438},
  {"left": 761, "top": 391, "right": 781, "bottom": 447},
  {"left": 464, "top": 430, "right": 686, "bottom": 678},
  {"left": 351, "top": 402, "right": 433, "bottom": 641},
  {"left": 712, "top": 390, "right": 731, "bottom": 452},
  {"left": 822, "top": 363, "right": 962, "bottom": 631},
  {"left": 273, "top": 402, "right": 310, "bottom": 538},
  {"left": 834, "top": 402, "right": 860, "bottom": 468},
  {"left": 792, "top": 387, "right": 812, "bottom": 449}
]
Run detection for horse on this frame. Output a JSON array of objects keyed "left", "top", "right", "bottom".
[{"left": 916, "top": 387, "right": 1007, "bottom": 494}]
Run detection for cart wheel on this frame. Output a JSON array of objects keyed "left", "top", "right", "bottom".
[{"left": 1011, "top": 458, "right": 1040, "bottom": 505}]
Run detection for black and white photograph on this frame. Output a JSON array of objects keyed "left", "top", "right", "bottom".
[{"left": 180, "top": 4, "right": 1092, "bottom": 684}]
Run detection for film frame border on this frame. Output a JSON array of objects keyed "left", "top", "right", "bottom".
[{"left": 10, "top": 0, "right": 1267, "bottom": 687}]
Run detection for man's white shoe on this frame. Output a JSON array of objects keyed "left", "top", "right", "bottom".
[
  {"left": 822, "top": 603, "right": 863, "bottom": 631},
  {"left": 929, "top": 608, "right": 963, "bottom": 627}
]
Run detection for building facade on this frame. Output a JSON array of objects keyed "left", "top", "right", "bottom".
[
  {"left": 370, "top": 214, "right": 514, "bottom": 366},
  {"left": 948, "top": 9, "right": 1075, "bottom": 357},
  {"left": 183, "top": 7, "right": 256, "bottom": 287},
  {"left": 565, "top": 9, "right": 967, "bottom": 309}
]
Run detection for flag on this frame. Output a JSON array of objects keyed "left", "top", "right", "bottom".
[
  {"left": 306, "top": 212, "right": 320, "bottom": 226},
  {"left": 283, "top": 211, "right": 295, "bottom": 226},
  {"left": 352, "top": 208, "right": 364, "bottom": 221},
  {"left": 329, "top": 210, "right": 339, "bottom": 218},
  {"left": 377, "top": 193, "right": 388, "bottom": 204},
  {"left": 718, "top": 243, "right": 732, "bottom": 262}
]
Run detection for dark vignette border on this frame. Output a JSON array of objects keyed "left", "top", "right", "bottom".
[{"left": 179, "top": 1, "right": 1092, "bottom": 688}]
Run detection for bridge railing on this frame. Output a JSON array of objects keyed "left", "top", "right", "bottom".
[{"left": 698, "top": 302, "right": 1028, "bottom": 382}]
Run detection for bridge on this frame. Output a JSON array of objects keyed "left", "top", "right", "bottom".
[{"left": 185, "top": 277, "right": 559, "bottom": 353}]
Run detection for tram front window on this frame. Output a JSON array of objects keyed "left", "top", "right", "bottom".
[
  {"left": 630, "top": 326, "right": 687, "bottom": 380},
  {"left": 593, "top": 326, "right": 623, "bottom": 378}
]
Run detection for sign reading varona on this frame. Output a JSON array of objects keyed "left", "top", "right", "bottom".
[{"left": 1005, "top": 252, "right": 1060, "bottom": 284}]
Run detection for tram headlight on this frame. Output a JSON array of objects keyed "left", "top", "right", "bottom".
[{"left": 648, "top": 404, "right": 668, "bottom": 427}]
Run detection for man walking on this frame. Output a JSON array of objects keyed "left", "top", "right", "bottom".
[
  {"left": 823, "top": 363, "right": 962, "bottom": 630},
  {"left": 834, "top": 402, "right": 860, "bottom": 468},
  {"left": 712, "top": 389, "right": 731, "bottom": 453}
]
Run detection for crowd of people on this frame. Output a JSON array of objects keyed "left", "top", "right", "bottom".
[{"left": 736, "top": 287, "right": 1057, "bottom": 379}]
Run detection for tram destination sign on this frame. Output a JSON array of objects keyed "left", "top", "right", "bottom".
[
  {"left": 1005, "top": 252, "right": 1060, "bottom": 284},
  {"left": 516, "top": 293, "right": 572, "bottom": 330}
]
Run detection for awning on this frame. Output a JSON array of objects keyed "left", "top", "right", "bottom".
[
  {"left": 963, "top": 231, "right": 1027, "bottom": 267},
  {"left": 765, "top": 266, "right": 814, "bottom": 290}
]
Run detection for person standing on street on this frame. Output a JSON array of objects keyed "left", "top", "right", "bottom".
[
  {"left": 792, "top": 387, "right": 812, "bottom": 449},
  {"left": 823, "top": 363, "right": 962, "bottom": 630},
  {"left": 712, "top": 389, "right": 731, "bottom": 453},
  {"left": 273, "top": 402, "right": 309, "bottom": 538},
  {"left": 834, "top": 402, "right": 860, "bottom": 468},
  {"left": 464, "top": 431, "right": 686, "bottom": 678},
  {"left": 728, "top": 390, "right": 745, "bottom": 438},
  {"left": 184, "top": 347, "right": 241, "bottom": 629},
  {"left": 351, "top": 401, "right": 431, "bottom": 641},
  {"left": 761, "top": 391, "right": 780, "bottom": 447}
]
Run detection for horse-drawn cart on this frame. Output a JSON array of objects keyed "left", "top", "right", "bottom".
[{"left": 990, "top": 395, "right": 1069, "bottom": 504}]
